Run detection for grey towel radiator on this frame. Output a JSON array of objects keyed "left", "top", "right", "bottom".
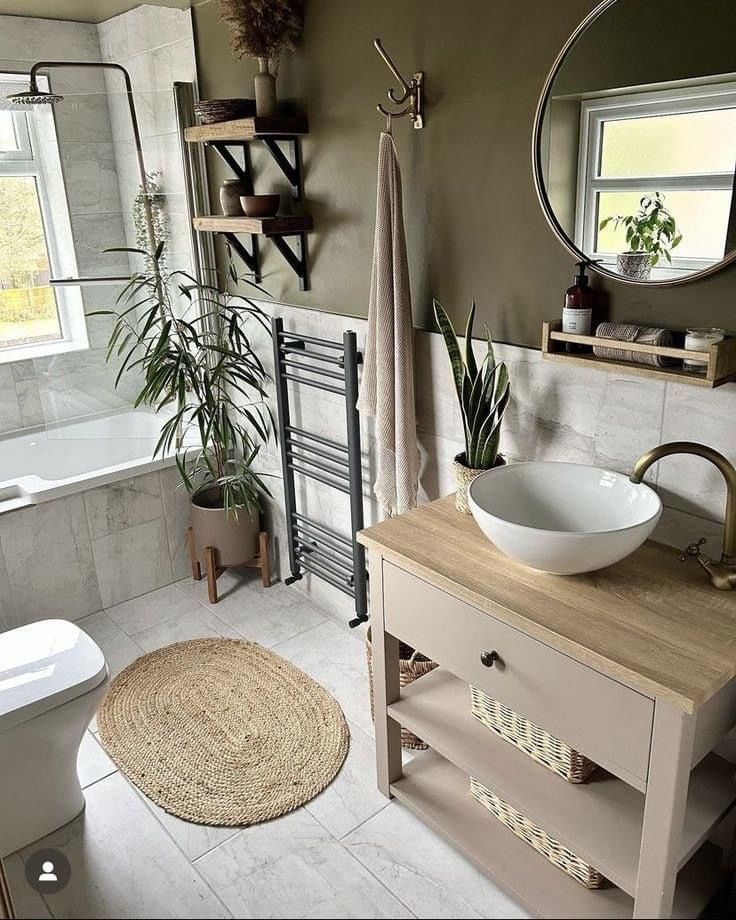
[{"left": 272, "top": 317, "right": 368, "bottom": 627}]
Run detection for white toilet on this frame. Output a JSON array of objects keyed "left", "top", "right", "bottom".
[{"left": 0, "top": 619, "right": 109, "bottom": 856}]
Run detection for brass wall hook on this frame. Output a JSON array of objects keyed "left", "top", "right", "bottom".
[{"left": 374, "top": 37, "right": 424, "bottom": 130}]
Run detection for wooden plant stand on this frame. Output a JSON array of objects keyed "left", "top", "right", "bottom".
[{"left": 187, "top": 528, "right": 271, "bottom": 604}]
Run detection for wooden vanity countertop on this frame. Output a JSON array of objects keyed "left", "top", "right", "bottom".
[{"left": 358, "top": 495, "right": 736, "bottom": 713}]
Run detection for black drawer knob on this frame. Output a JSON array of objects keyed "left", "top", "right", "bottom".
[{"left": 480, "top": 650, "right": 500, "bottom": 668}]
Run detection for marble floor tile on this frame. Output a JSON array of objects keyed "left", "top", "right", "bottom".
[
  {"left": 105, "top": 583, "right": 202, "bottom": 636},
  {"left": 177, "top": 568, "right": 256, "bottom": 605},
  {"left": 16, "top": 773, "right": 229, "bottom": 919},
  {"left": 2, "top": 852, "right": 52, "bottom": 919},
  {"left": 76, "top": 611, "right": 142, "bottom": 678},
  {"left": 304, "top": 720, "right": 390, "bottom": 840},
  {"left": 209, "top": 581, "right": 327, "bottom": 649},
  {"left": 273, "top": 620, "right": 373, "bottom": 737},
  {"left": 77, "top": 731, "right": 117, "bottom": 789},
  {"left": 132, "top": 606, "right": 241, "bottom": 653},
  {"left": 196, "top": 807, "right": 412, "bottom": 919},
  {"left": 344, "top": 802, "right": 529, "bottom": 919}
]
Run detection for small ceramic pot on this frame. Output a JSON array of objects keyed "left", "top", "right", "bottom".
[
  {"left": 190, "top": 487, "right": 259, "bottom": 567},
  {"left": 219, "top": 178, "right": 247, "bottom": 217},
  {"left": 617, "top": 251, "right": 652, "bottom": 282},
  {"left": 453, "top": 453, "right": 505, "bottom": 514},
  {"left": 240, "top": 194, "right": 280, "bottom": 218},
  {"left": 254, "top": 58, "right": 277, "bottom": 116}
]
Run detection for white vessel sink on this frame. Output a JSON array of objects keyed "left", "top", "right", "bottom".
[{"left": 468, "top": 461, "right": 662, "bottom": 575}]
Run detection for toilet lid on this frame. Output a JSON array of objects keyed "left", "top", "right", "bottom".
[{"left": 0, "top": 619, "right": 108, "bottom": 731}]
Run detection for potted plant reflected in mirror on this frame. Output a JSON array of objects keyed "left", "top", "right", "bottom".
[
  {"left": 91, "top": 243, "right": 273, "bottom": 581},
  {"left": 600, "top": 192, "right": 682, "bottom": 281},
  {"left": 434, "top": 300, "right": 510, "bottom": 514}
]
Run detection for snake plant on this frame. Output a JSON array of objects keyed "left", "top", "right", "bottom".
[{"left": 433, "top": 300, "right": 510, "bottom": 470}]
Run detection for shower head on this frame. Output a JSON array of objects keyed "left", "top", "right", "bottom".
[{"left": 7, "top": 79, "right": 63, "bottom": 106}]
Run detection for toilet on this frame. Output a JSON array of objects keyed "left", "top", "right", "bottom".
[{"left": 0, "top": 619, "right": 109, "bottom": 856}]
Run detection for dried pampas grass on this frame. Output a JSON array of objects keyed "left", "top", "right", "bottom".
[{"left": 218, "top": 0, "right": 303, "bottom": 71}]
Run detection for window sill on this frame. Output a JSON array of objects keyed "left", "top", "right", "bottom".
[{"left": 0, "top": 336, "right": 88, "bottom": 366}]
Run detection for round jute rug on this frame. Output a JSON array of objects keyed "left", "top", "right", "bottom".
[{"left": 97, "top": 638, "right": 350, "bottom": 826}]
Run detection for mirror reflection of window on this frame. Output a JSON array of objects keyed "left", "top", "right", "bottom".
[{"left": 576, "top": 84, "right": 736, "bottom": 279}]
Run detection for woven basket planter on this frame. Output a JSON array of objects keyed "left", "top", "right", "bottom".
[
  {"left": 470, "top": 777, "right": 607, "bottom": 888},
  {"left": 470, "top": 685, "right": 597, "bottom": 783},
  {"left": 366, "top": 627, "right": 438, "bottom": 750}
]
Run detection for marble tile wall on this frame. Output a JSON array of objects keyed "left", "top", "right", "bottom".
[
  {"left": 0, "top": 15, "right": 134, "bottom": 434},
  {"left": 0, "top": 465, "right": 190, "bottom": 630},
  {"left": 247, "top": 301, "right": 736, "bottom": 624}
]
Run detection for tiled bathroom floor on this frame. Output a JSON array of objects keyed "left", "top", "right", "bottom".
[{"left": 5, "top": 572, "right": 528, "bottom": 920}]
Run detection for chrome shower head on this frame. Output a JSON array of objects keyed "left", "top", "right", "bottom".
[{"left": 7, "top": 80, "right": 63, "bottom": 106}]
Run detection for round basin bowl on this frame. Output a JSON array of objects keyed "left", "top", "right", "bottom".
[
  {"left": 240, "top": 194, "right": 280, "bottom": 218},
  {"left": 468, "top": 461, "right": 662, "bottom": 575}
]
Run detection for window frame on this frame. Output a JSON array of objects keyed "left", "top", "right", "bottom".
[
  {"left": 0, "top": 71, "right": 88, "bottom": 364},
  {"left": 575, "top": 80, "right": 736, "bottom": 279}
]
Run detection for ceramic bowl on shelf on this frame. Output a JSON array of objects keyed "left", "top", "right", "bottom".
[
  {"left": 468, "top": 461, "right": 662, "bottom": 575},
  {"left": 240, "top": 194, "right": 280, "bottom": 218}
]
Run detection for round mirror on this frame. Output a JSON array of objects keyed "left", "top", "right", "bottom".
[{"left": 532, "top": 0, "right": 736, "bottom": 286}]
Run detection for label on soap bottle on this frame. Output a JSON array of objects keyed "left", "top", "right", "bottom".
[{"left": 562, "top": 307, "right": 592, "bottom": 335}]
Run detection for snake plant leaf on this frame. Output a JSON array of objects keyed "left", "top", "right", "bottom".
[
  {"left": 475, "top": 382, "right": 511, "bottom": 469},
  {"left": 464, "top": 300, "right": 478, "bottom": 382},
  {"left": 433, "top": 299, "right": 465, "bottom": 404}
]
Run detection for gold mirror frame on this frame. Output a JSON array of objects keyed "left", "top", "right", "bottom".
[{"left": 531, "top": 0, "right": 736, "bottom": 287}]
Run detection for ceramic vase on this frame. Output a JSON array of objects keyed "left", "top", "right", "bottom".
[
  {"left": 254, "top": 58, "right": 277, "bottom": 117},
  {"left": 617, "top": 251, "right": 652, "bottom": 282},
  {"left": 219, "top": 178, "right": 247, "bottom": 216}
]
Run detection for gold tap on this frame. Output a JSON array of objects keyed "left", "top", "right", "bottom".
[{"left": 630, "top": 441, "right": 736, "bottom": 591}]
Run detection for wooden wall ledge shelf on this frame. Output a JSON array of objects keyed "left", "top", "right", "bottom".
[
  {"left": 184, "top": 116, "right": 308, "bottom": 143},
  {"left": 542, "top": 320, "right": 736, "bottom": 388},
  {"left": 193, "top": 215, "right": 313, "bottom": 236}
]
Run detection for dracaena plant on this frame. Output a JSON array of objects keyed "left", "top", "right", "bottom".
[
  {"left": 91, "top": 244, "right": 273, "bottom": 517},
  {"left": 433, "top": 300, "right": 510, "bottom": 470},
  {"left": 599, "top": 192, "right": 682, "bottom": 267}
]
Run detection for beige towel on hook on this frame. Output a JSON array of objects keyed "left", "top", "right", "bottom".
[{"left": 357, "top": 131, "right": 419, "bottom": 517}]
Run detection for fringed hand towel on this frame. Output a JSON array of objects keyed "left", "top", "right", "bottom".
[{"left": 357, "top": 131, "right": 419, "bottom": 517}]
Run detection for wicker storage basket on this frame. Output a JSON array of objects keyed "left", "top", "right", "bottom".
[
  {"left": 470, "top": 777, "right": 607, "bottom": 889},
  {"left": 366, "top": 627, "right": 438, "bottom": 750},
  {"left": 470, "top": 685, "right": 597, "bottom": 783},
  {"left": 194, "top": 98, "right": 256, "bottom": 125}
]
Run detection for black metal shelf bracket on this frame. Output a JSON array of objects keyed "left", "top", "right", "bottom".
[
  {"left": 261, "top": 137, "right": 304, "bottom": 200},
  {"left": 272, "top": 316, "right": 368, "bottom": 627},
  {"left": 223, "top": 232, "right": 260, "bottom": 283},
  {"left": 269, "top": 232, "right": 310, "bottom": 291}
]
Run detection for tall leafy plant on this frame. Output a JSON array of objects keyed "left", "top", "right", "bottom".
[
  {"left": 434, "top": 300, "right": 510, "bottom": 470},
  {"left": 599, "top": 192, "right": 682, "bottom": 266},
  {"left": 91, "top": 246, "right": 272, "bottom": 516}
]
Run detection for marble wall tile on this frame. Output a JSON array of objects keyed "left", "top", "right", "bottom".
[
  {"left": 84, "top": 471, "right": 164, "bottom": 541},
  {"left": 0, "top": 366, "right": 22, "bottom": 434},
  {"left": 196, "top": 807, "right": 412, "bottom": 919},
  {"left": 18, "top": 772, "right": 229, "bottom": 919},
  {"left": 0, "top": 496, "right": 102, "bottom": 627},
  {"left": 61, "top": 142, "right": 124, "bottom": 216},
  {"left": 0, "top": 16, "right": 100, "bottom": 62},
  {"left": 14, "top": 377, "right": 44, "bottom": 429},
  {"left": 0, "top": 542, "right": 17, "bottom": 630},
  {"left": 92, "top": 517, "right": 173, "bottom": 608},
  {"left": 160, "top": 465, "right": 192, "bottom": 581}
]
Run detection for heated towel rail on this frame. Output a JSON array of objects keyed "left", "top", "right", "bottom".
[{"left": 272, "top": 317, "right": 368, "bottom": 627}]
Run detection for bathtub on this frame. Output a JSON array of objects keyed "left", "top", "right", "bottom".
[{"left": 0, "top": 409, "right": 180, "bottom": 514}]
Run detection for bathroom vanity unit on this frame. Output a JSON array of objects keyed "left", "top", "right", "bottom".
[{"left": 358, "top": 496, "right": 736, "bottom": 919}]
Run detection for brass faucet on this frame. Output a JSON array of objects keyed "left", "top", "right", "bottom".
[{"left": 630, "top": 441, "right": 736, "bottom": 591}]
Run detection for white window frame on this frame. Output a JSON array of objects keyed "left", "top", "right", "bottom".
[
  {"left": 575, "top": 80, "right": 736, "bottom": 280},
  {"left": 0, "top": 71, "right": 88, "bottom": 364}
]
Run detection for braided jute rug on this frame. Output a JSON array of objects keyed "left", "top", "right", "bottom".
[{"left": 97, "top": 638, "right": 350, "bottom": 826}]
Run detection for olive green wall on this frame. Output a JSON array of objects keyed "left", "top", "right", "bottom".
[{"left": 191, "top": 0, "right": 736, "bottom": 348}]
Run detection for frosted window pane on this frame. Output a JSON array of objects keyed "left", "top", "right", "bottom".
[
  {"left": 600, "top": 109, "right": 736, "bottom": 178},
  {"left": 0, "top": 110, "right": 18, "bottom": 152}
]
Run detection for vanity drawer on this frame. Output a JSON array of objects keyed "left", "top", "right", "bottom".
[{"left": 381, "top": 561, "right": 654, "bottom": 787}]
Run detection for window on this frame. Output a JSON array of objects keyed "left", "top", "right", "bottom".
[
  {"left": 576, "top": 82, "right": 736, "bottom": 279},
  {"left": 0, "top": 72, "right": 87, "bottom": 362}
]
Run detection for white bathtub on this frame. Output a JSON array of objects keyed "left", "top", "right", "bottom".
[{"left": 0, "top": 409, "right": 180, "bottom": 514}]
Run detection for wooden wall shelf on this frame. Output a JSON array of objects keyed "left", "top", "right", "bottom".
[
  {"left": 542, "top": 320, "right": 736, "bottom": 388},
  {"left": 193, "top": 215, "right": 313, "bottom": 237},
  {"left": 184, "top": 116, "right": 309, "bottom": 143}
]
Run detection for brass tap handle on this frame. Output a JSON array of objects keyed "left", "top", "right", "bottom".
[{"left": 679, "top": 537, "right": 708, "bottom": 563}]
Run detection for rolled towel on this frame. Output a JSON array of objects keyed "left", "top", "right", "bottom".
[{"left": 593, "top": 322, "right": 677, "bottom": 367}]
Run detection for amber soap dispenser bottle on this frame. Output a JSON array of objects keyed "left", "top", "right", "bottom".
[{"left": 562, "top": 261, "right": 595, "bottom": 353}]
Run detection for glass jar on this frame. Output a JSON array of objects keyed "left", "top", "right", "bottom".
[{"left": 683, "top": 327, "right": 725, "bottom": 373}]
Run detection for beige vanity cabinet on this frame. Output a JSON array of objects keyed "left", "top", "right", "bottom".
[{"left": 358, "top": 496, "right": 736, "bottom": 920}]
